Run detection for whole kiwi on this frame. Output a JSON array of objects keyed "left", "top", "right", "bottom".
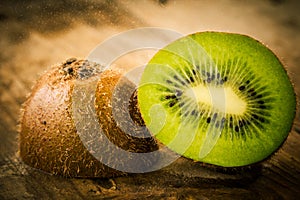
[{"left": 19, "top": 58, "right": 158, "bottom": 178}]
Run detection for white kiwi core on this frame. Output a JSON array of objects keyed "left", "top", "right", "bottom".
[{"left": 185, "top": 85, "right": 247, "bottom": 115}]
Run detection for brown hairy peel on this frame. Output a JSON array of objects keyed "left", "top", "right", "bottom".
[{"left": 19, "top": 58, "right": 157, "bottom": 178}]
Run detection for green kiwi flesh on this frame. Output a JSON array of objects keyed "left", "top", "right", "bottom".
[
  {"left": 138, "top": 32, "right": 296, "bottom": 167},
  {"left": 19, "top": 58, "right": 157, "bottom": 177}
]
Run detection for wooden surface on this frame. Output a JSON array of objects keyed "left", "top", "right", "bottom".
[{"left": 1, "top": 0, "right": 300, "bottom": 199}]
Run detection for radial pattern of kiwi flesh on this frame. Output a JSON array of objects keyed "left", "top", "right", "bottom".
[{"left": 138, "top": 32, "right": 296, "bottom": 167}]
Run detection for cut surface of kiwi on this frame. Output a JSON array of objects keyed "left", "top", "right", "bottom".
[
  {"left": 19, "top": 58, "right": 157, "bottom": 177},
  {"left": 138, "top": 32, "right": 296, "bottom": 167}
]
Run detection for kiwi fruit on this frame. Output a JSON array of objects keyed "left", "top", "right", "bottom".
[
  {"left": 19, "top": 58, "right": 157, "bottom": 177},
  {"left": 138, "top": 32, "right": 296, "bottom": 167}
]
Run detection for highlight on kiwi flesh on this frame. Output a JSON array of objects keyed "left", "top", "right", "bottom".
[
  {"left": 138, "top": 32, "right": 296, "bottom": 167},
  {"left": 19, "top": 58, "right": 158, "bottom": 177}
]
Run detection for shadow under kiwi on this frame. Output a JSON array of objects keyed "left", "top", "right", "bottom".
[{"left": 111, "top": 157, "right": 262, "bottom": 189}]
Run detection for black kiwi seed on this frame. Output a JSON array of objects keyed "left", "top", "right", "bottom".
[
  {"left": 239, "top": 85, "right": 245, "bottom": 91},
  {"left": 207, "top": 117, "right": 211, "bottom": 123},
  {"left": 190, "top": 76, "right": 195, "bottom": 83},
  {"left": 260, "top": 105, "right": 267, "bottom": 109},
  {"left": 248, "top": 88, "right": 254, "bottom": 93},
  {"left": 252, "top": 114, "right": 259, "bottom": 119},
  {"left": 235, "top": 126, "right": 239, "bottom": 132},
  {"left": 192, "top": 69, "right": 197, "bottom": 75},
  {"left": 169, "top": 101, "right": 176, "bottom": 107},
  {"left": 166, "top": 80, "right": 173, "bottom": 84},
  {"left": 165, "top": 95, "right": 176, "bottom": 100}
]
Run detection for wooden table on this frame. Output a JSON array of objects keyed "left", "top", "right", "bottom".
[{"left": 1, "top": 0, "right": 300, "bottom": 199}]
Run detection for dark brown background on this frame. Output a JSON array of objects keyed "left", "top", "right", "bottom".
[{"left": 1, "top": 0, "right": 300, "bottom": 199}]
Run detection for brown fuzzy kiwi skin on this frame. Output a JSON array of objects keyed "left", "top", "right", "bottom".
[
  {"left": 96, "top": 70, "right": 158, "bottom": 153},
  {"left": 19, "top": 58, "right": 157, "bottom": 178}
]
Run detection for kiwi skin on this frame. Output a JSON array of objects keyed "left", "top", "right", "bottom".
[
  {"left": 96, "top": 71, "right": 158, "bottom": 153},
  {"left": 19, "top": 58, "right": 157, "bottom": 178}
]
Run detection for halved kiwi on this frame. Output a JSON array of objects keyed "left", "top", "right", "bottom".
[
  {"left": 138, "top": 32, "right": 296, "bottom": 167},
  {"left": 19, "top": 58, "right": 157, "bottom": 177}
]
